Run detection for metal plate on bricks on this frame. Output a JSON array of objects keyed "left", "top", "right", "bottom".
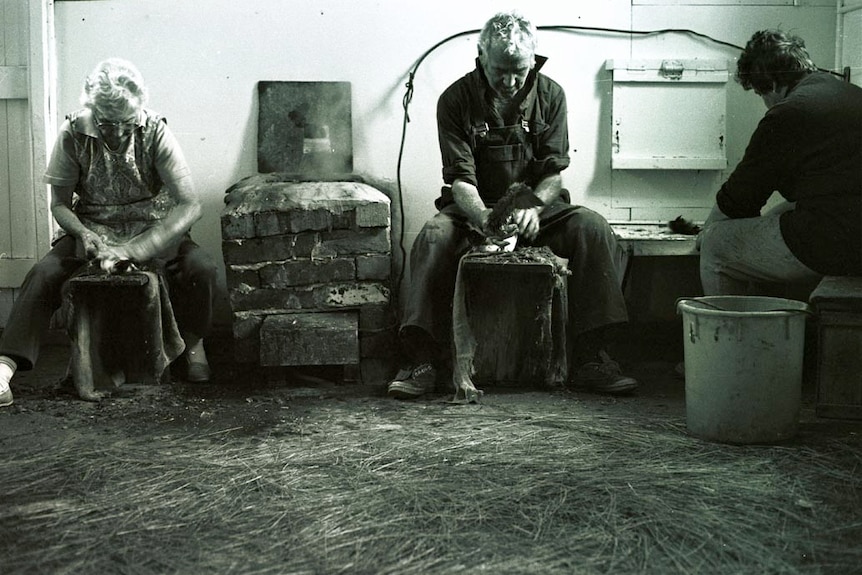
[{"left": 260, "top": 312, "right": 359, "bottom": 366}]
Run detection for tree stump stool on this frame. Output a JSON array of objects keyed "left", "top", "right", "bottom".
[
  {"left": 64, "top": 270, "right": 182, "bottom": 401},
  {"left": 457, "top": 247, "right": 569, "bottom": 388}
]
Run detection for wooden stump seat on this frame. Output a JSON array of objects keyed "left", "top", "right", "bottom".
[{"left": 63, "top": 270, "right": 184, "bottom": 401}]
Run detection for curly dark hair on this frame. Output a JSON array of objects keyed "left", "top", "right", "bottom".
[{"left": 735, "top": 29, "right": 817, "bottom": 94}]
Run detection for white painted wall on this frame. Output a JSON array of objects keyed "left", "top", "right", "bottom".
[{"left": 51, "top": 0, "right": 838, "bottom": 324}]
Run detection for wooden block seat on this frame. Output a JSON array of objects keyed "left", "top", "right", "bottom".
[
  {"left": 62, "top": 270, "right": 185, "bottom": 401},
  {"left": 453, "top": 247, "right": 569, "bottom": 392}
]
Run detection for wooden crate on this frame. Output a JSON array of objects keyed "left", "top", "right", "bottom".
[{"left": 810, "top": 276, "right": 862, "bottom": 420}]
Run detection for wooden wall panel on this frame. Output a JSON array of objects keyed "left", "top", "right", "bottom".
[{"left": 0, "top": 0, "right": 45, "bottom": 292}]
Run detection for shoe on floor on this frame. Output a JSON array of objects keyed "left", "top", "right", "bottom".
[
  {"left": 387, "top": 363, "right": 436, "bottom": 399},
  {"left": 570, "top": 350, "right": 638, "bottom": 395},
  {"left": 0, "top": 388, "right": 13, "bottom": 408}
]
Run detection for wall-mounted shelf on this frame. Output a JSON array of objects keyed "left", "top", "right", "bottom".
[{"left": 606, "top": 59, "right": 729, "bottom": 170}]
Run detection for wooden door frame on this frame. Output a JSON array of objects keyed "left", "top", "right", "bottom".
[
  {"left": 0, "top": 0, "right": 56, "bottom": 288},
  {"left": 26, "top": 0, "right": 57, "bottom": 268}
]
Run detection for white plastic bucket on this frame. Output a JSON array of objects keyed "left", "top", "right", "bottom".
[{"left": 676, "top": 296, "right": 811, "bottom": 444}]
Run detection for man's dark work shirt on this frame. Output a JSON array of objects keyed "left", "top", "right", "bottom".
[{"left": 436, "top": 56, "right": 571, "bottom": 202}]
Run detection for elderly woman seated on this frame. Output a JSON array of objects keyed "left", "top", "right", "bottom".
[{"left": 0, "top": 58, "right": 217, "bottom": 407}]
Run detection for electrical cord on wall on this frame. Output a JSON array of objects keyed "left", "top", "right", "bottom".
[
  {"left": 392, "top": 23, "right": 849, "bottom": 305},
  {"left": 394, "top": 27, "right": 480, "bottom": 300}
]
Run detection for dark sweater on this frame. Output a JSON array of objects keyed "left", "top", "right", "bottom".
[{"left": 717, "top": 72, "right": 862, "bottom": 276}]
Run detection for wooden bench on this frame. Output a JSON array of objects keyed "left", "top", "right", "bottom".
[{"left": 610, "top": 221, "right": 699, "bottom": 257}]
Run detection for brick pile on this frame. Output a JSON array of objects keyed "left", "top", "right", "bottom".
[{"left": 220, "top": 174, "right": 394, "bottom": 383}]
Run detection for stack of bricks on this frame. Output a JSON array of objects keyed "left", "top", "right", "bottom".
[{"left": 220, "top": 174, "right": 394, "bottom": 383}]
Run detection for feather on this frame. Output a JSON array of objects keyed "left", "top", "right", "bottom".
[{"left": 486, "top": 182, "right": 541, "bottom": 236}]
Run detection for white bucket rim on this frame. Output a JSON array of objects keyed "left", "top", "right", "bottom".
[{"left": 676, "top": 295, "right": 812, "bottom": 318}]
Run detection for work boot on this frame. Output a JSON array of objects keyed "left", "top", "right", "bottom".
[
  {"left": 387, "top": 363, "right": 437, "bottom": 399},
  {"left": 570, "top": 350, "right": 638, "bottom": 395}
]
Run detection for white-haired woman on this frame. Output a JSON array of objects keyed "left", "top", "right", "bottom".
[{"left": 0, "top": 58, "right": 216, "bottom": 407}]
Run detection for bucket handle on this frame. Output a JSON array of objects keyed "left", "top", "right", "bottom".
[{"left": 675, "top": 297, "right": 814, "bottom": 316}]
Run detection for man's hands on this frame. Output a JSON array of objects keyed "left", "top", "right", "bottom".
[
  {"left": 453, "top": 179, "right": 544, "bottom": 243},
  {"left": 474, "top": 205, "right": 540, "bottom": 242},
  {"left": 511, "top": 207, "right": 541, "bottom": 241}
]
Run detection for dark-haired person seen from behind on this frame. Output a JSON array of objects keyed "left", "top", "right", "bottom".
[
  {"left": 388, "top": 10, "right": 637, "bottom": 399},
  {"left": 698, "top": 30, "right": 862, "bottom": 294},
  {"left": 0, "top": 58, "right": 218, "bottom": 408}
]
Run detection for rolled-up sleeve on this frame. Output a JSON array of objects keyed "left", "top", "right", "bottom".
[
  {"left": 43, "top": 120, "right": 81, "bottom": 187},
  {"left": 437, "top": 84, "right": 477, "bottom": 187},
  {"left": 527, "top": 79, "right": 570, "bottom": 183}
]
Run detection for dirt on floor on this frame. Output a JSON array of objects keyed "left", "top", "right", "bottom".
[
  {"left": 0, "top": 328, "right": 699, "bottom": 441},
  {"left": 1, "top": 324, "right": 858, "bottom": 457},
  {"left": 0, "top": 341, "right": 673, "bottom": 441},
  {"left": 0, "top": 324, "right": 852, "bottom": 439}
]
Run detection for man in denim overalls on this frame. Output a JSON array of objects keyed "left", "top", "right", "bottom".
[{"left": 388, "top": 11, "right": 637, "bottom": 399}]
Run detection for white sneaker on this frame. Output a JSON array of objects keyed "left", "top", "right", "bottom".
[{"left": 0, "top": 388, "right": 13, "bottom": 408}]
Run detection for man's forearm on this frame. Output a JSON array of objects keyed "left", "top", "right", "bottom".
[
  {"left": 451, "top": 180, "right": 489, "bottom": 228},
  {"left": 532, "top": 173, "right": 563, "bottom": 206}
]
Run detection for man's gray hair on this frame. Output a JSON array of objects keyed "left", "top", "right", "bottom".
[{"left": 478, "top": 11, "right": 538, "bottom": 57}]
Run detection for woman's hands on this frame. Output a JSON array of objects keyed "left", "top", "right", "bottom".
[
  {"left": 79, "top": 231, "right": 139, "bottom": 273},
  {"left": 79, "top": 231, "right": 108, "bottom": 260}
]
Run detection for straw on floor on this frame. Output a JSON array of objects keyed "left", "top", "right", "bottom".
[{"left": 2, "top": 392, "right": 861, "bottom": 575}]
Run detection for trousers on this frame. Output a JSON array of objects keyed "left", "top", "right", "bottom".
[
  {"left": 0, "top": 234, "right": 218, "bottom": 371},
  {"left": 699, "top": 202, "right": 822, "bottom": 296},
  {"left": 399, "top": 201, "right": 629, "bottom": 365}
]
